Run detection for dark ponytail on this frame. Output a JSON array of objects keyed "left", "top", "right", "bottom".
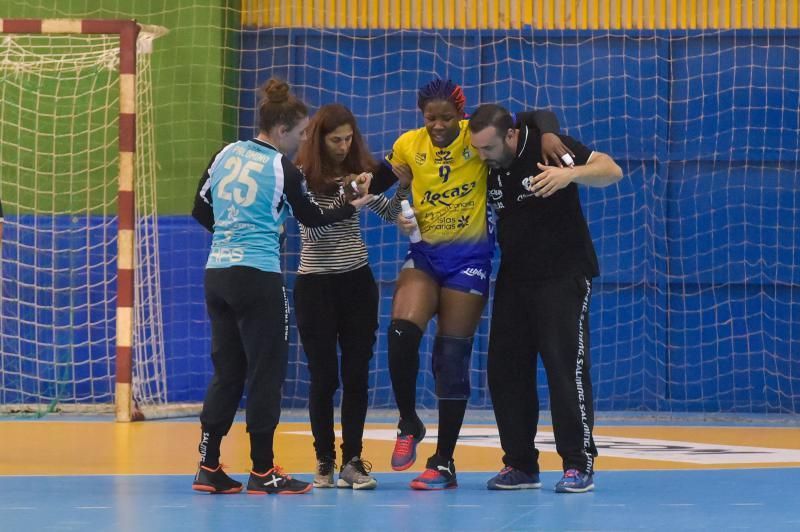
[{"left": 258, "top": 78, "right": 308, "bottom": 133}]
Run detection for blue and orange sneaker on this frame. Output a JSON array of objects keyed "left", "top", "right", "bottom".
[
  {"left": 192, "top": 464, "right": 243, "bottom": 494},
  {"left": 486, "top": 466, "right": 542, "bottom": 490},
  {"left": 391, "top": 419, "right": 426, "bottom": 471},
  {"left": 409, "top": 455, "right": 457, "bottom": 490},
  {"left": 554, "top": 469, "right": 594, "bottom": 493}
]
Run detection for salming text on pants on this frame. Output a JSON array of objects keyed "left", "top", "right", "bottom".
[
  {"left": 293, "top": 265, "right": 379, "bottom": 463},
  {"left": 200, "top": 267, "right": 289, "bottom": 438},
  {"left": 488, "top": 265, "right": 598, "bottom": 474}
]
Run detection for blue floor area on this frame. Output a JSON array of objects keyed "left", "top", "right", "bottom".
[{"left": 2, "top": 469, "right": 798, "bottom": 531}]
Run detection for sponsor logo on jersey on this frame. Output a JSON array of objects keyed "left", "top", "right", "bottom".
[
  {"left": 422, "top": 200, "right": 476, "bottom": 217},
  {"left": 434, "top": 149, "right": 455, "bottom": 165},
  {"left": 420, "top": 181, "right": 477, "bottom": 206},
  {"left": 462, "top": 148, "right": 471, "bottom": 160},
  {"left": 421, "top": 211, "right": 477, "bottom": 232},
  {"left": 209, "top": 247, "right": 245, "bottom": 263},
  {"left": 225, "top": 205, "right": 240, "bottom": 220}
]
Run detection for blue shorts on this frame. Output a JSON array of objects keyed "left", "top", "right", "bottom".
[{"left": 402, "top": 242, "right": 492, "bottom": 297}]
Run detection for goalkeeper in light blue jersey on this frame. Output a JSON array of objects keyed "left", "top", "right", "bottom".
[{"left": 190, "top": 79, "right": 372, "bottom": 496}]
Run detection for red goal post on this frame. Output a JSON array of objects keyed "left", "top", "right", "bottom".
[{"left": 0, "top": 19, "right": 139, "bottom": 421}]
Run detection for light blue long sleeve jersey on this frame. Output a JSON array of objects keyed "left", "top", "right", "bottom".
[{"left": 193, "top": 138, "right": 356, "bottom": 273}]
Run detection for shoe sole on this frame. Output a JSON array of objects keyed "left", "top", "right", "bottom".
[
  {"left": 391, "top": 456, "right": 416, "bottom": 471},
  {"left": 487, "top": 482, "right": 542, "bottom": 490},
  {"left": 555, "top": 483, "right": 594, "bottom": 493},
  {"left": 337, "top": 478, "right": 377, "bottom": 490},
  {"left": 409, "top": 481, "right": 458, "bottom": 490},
  {"left": 247, "top": 484, "right": 313, "bottom": 495},
  {"left": 192, "top": 484, "right": 243, "bottom": 494},
  {"left": 313, "top": 482, "right": 335, "bottom": 488}
]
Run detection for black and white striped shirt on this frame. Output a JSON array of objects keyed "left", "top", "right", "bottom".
[{"left": 298, "top": 180, "right": 409, "bottom": 274}]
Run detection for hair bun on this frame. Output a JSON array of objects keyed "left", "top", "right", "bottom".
[{"left": 263, "top": 79, "right": 289, "bottom": 103}]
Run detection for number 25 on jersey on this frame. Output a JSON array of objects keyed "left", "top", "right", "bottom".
[{"left": 217, "top": 156, "right": 262, "bottom": 207}]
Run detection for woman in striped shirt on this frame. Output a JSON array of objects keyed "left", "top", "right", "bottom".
[{"left": 293, "top": 103, "right": 410, "bottom": 490}]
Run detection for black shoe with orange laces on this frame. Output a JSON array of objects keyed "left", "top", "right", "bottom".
[
  {"left": 247, "top": 466, "right": 313, "bottom": 495},
  {"left": 192, "top": 464, "right": 243, "bottom": 494}
]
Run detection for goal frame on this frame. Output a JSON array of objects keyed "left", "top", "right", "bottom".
[{"left": 0, "top": 19, "right": 139, "bottom": 422}]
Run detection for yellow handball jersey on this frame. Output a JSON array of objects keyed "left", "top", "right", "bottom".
[{"left": 386, "top": 120, "right": 490, "bottom": 249}]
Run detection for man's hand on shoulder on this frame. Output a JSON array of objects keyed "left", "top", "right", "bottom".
[{"left": 528, "top": 162, "right": 577, "bottom": 198}]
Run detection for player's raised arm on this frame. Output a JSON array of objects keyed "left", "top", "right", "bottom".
[{"left": 518, "top": 109, "right": 575, "bottom": 167}]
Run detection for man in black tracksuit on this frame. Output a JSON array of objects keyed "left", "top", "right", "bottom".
[{"left": 469, "top": 104, "right": 622, "bottom": 493}]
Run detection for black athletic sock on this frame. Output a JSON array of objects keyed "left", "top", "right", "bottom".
[
  {"left": 249, "top": 430, "right": 276, "bottom": 473},
  {"left": 198, "top": 428, "right": 223, "bottom": 468},
  {"left": 388, "top": 319, "right": 423, "bottom": 429},
  {"left": 435, "top": 399, "right": 467, "bottom": 460}
]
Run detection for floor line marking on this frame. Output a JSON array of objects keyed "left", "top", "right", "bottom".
[
  {"left": 730, "top": 503, "right": 764, "bottom": 506},
  {"left": 222, "top": 504, "right": 261, "bottom": 508},
  {"left": 591, "top": 504, "right": 627, "bottom": 507},
  {"left": 517, "top": 504, "right": 553, "bottom": 508},
  {"left": 372, "top": 504, "right": 410, "bottom": 508},
  {"left": 447, "top": 504, "right": 481, "bottom": 508}
]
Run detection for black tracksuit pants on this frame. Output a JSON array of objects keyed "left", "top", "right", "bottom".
[
  {"left": 293, "top": 265, "right": 379, "bottom": 463},
  {"left": 488, "top": 264, "right": 598, "bottom": 474},
  {"left": 199, "top": 267, "right": 289, "bottom": 442}
]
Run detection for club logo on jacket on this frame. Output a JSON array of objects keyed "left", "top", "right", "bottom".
[{"left": 521, "top": 176, "right": 535, "bottom": 191}]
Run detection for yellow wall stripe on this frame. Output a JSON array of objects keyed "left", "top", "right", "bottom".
[{"left": 244, "top": 0, "right": 800, "bottom": 29}]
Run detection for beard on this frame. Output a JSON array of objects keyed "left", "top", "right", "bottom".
[{"left": 487, "top": 144, "right": 515, "bottom": 169}]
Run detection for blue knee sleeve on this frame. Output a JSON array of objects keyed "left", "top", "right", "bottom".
[{"left": 432, "top": 335, "right": 473, "bottom": 400}]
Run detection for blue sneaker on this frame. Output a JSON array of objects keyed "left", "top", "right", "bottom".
[
  {"left": 487, "top": 466, "right": 542, "bottom": 490},
  {"left": 409, "top": 455, "right": 457, "bottom": 490},
  {"left": 554, "top": 469, "right": 594, "bottom": 493}
]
